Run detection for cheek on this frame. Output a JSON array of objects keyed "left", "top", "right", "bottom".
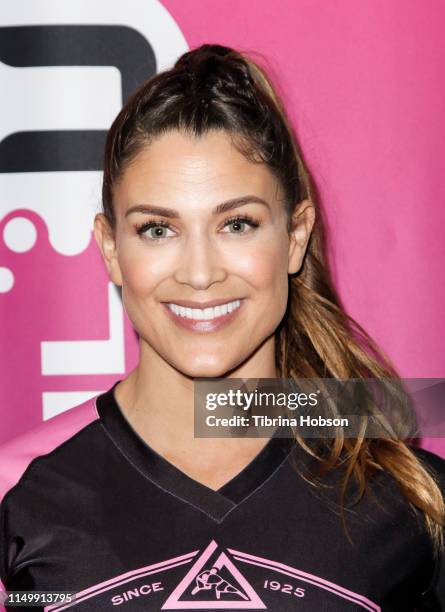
[
  {"left": 240, "top": 241, "right": 290, "bottom": 334},
  {"left": 233, "top": 239, "right": 288, "bottom": 293},
  {"left": 116, "top": 242, "right": 172, "bottom": 296}
]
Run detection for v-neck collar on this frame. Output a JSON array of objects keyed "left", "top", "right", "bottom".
[{"left": 95, "top": 379, "right": 295, "bottom": 523}]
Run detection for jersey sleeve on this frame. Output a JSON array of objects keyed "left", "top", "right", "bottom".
[
  {"left": 414, "top": 554, "right": 445, "bottom": 610},
  {"left": 1, "top": 490, "right": 10, "bottom": 612},
  {"left": 411, "top": 445, "right": 445, "bottom": 610},
  {"left": 0, "top": 395, "right": 99, "bottom": 611}
]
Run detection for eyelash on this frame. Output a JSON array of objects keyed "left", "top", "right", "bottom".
[{"left": 135, "top": 215, "right": 261, "bottom": 241}]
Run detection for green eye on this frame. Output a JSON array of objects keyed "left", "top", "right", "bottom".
[
  {"left": 223, "top": 215, "right": 260, "bottom": 234},
  {"left": 149, "top": 226, "right": 168, "bottom": 239},
  {"left": 228, "top": 220, "right": 246, "bottom": 232},
  {"left": 136, "top": 221, "right": 174, "bottom": 240}
]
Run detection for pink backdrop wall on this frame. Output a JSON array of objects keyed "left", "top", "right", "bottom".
[{"left": 1, "top": 1, "right": 444, "bottom": 454}]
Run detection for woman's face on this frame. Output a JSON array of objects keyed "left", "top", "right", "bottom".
[{"left": 95, "top": 129, "right": 315, "bottom": 378}]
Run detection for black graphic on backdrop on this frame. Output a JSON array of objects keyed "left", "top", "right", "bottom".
[{"left": 0, "top": 25, "right": 156, "bottom": 172}]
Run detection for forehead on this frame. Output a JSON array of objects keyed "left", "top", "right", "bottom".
[{"left": 113, "top": 129, "right": 281, "bottom": 213}]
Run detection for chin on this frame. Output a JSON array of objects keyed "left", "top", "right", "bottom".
[{"left": 176, "top": 355, "right": 242, "bottom": 379}]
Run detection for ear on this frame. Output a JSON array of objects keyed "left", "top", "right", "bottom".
[
  {"left": 287, "top": 199, "right": 316, "bottom": 275},
  {"left": 93, "top": 213, "right": 123, "bottom": 286}
]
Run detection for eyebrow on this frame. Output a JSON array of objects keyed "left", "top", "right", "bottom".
[{"left": 124, "top": 195, "right": 270, "bottom": 219}]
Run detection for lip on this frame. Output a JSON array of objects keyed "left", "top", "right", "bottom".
[
  {"left": 162, "top": 298, "right": 242, "bottom": 309},
  {"left": 162, "top": 299, "right": 245, "bottom": 333}
]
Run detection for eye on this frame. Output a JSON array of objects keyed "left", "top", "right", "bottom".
[
  {"left": 135, "top": 214, "right": 261, "bottom": 242},
  {"left": 135, "top": 220, "right": 175, "bottom": 241},
  {"left": 222, "top": 215, "right": 261, "bottom": 234}
]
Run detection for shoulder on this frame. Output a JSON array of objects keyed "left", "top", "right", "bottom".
[
  {"left": 408, "top": 444, "right": 445, "bottom": 490},
  {"left": 406, "top": 445, "right": 445, "bottom": 606},
  {"left": 0, "top": 394, "right": 100, "bottom": 506}
]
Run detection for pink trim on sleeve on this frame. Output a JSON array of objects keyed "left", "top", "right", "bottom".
[
  {"left": 0, "top": 395, "right": 99, "bottom": 504},
  {"left": 0, "top": 577, "right": 7, "bottom": 610}
]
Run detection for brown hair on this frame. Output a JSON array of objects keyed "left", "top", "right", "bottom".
[{"left": 101, "top": 43, "right": 444, "bottom": 556}]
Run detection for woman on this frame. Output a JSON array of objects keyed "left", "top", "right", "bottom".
[{"left": 0, "top": 44, "right": 444, "bottom": 611}]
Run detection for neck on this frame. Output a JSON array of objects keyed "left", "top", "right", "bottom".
[{"left": 113, "top": 335, "right": 279, "bottom": 465}]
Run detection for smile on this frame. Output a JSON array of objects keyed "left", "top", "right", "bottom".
[
  {"left": 162, "top": 299, "right": 244, "bottom": 333},
  {"left": 167, "top": 299, "right": 242, "bottom": 320}
]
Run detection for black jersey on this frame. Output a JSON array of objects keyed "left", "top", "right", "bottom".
[{"left": 1, "top": 379, "right": 444, "bottom": 611}]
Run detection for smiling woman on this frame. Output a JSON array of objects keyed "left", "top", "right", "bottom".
[
  {"left": 97, "top": 127, "right": 310, "bottom": 378},
  {"left": 1, "top": 44, "right": 444, "bottom": 611}
]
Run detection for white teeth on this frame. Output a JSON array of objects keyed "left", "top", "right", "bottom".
[{"left": 168, "top": 299, "right": 241, "bottom": 320}]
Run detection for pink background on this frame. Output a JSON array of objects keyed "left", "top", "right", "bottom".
[{"left": 1, "top": 1, "right": 444, "bottom": 454}]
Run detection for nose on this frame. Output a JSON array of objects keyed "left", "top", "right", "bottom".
[{"left": 173, "top": 231, "right": 227, "bottom": 290}]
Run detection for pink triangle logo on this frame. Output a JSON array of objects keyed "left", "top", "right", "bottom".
[{"left": 161, "top": 540, "right": 267, "bottom": 609}]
